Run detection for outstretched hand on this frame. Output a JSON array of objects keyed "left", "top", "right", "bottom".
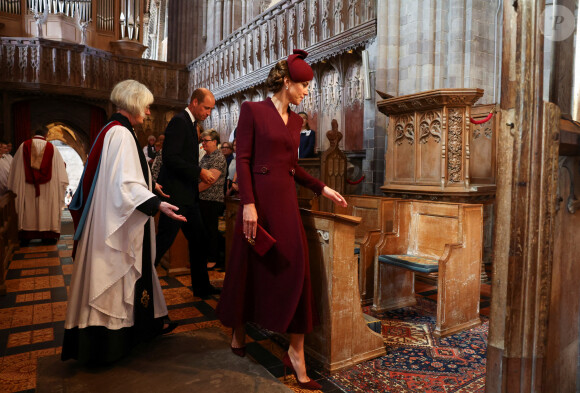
[
  {"left": 155, "top": 183, "right": 170, "bottom": 199},
  {"left": 322, "top": 186, "right": 347, "bottom": 208},
  {"left": 159, "top": 201, "right": 187, "bottom": 222}
]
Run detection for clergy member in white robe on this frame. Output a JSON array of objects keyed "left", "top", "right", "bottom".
[
  {"left": 62, "top": 79, "right": 185, "bottom": 365},
  {"left": 7, "top": 128, "right": 68, "bottom": 244},
  {"left": 0, "top": 141, "right": 12, "bottom": 196}
]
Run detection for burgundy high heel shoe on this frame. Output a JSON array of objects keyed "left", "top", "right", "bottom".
[
  {"left": 230, "top": 345, "right": 246, "bottom": 357},
  {"left": 231, "top": 329, "right": 246, "bottom": 357},
  {"left": 282, "top": 353, "right": 322, "bottom": 390}
]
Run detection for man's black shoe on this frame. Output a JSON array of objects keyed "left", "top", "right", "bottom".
[
  {"left": 196, "top": 286, "right": 222, "bottom": 299},
  {"left": 161, "top": 317, "right": 178, "bottom": 335}
]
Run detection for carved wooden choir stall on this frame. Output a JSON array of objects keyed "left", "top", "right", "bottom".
[
  {"left": 373, "top": 200, "right": 483, "bottom": 337},
  {"left": 334, "top": 195, "right": 397, "bottom": 306}
]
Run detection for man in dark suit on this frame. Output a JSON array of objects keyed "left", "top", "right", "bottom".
[{"left": 156, "top": 88, "right": 219, "bottom": 299}]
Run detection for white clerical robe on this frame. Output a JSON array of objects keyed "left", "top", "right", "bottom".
[
  {"left": 0, "top": 155, "right": 11, "bottom": 196},
  {"left": 65, "top": 125, "right": 167, "bottom": 330},
  {"left": 7, "top": 138, "right": 68, "bottom": 232}
]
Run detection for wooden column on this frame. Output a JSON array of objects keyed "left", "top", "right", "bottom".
[{"left": 486, "top": 1, "right": 563, "bottom": 391}]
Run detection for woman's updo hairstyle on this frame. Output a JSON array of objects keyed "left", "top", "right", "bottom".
[
  {"left": 266, "top": 49, "right": 313, "bottom": 93},
  {"left": 266, "top": 60, "right": 289, "bottom": 93}
]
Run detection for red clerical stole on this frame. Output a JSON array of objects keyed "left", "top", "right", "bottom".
[{"left": 22, "top": 137, "right": 54, "bottom": 197}]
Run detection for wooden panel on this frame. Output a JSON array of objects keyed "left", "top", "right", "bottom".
[
  {"left": 374, "top": 199, "right": 482, "bottom": 337},
  {"left": 301, "top": 209, "right": 385, "bottom": 372},
  {"left": 412, "top": 214, "right": 459, "bottom": 258},
  {"left": 544, "top": 156, "right": 580, "bottom": 391},
  {"left": 418, "top": 138, "right": 442, "bottom": 183},
  {"left": 413, "top": 201, "right": 459, "bottom": 217},
  {"left": 393, "top": 141, "right": 415, "bottom": 181},
  {"left": 335, "top": 195, "right": 398, "bottom": 305},
  {"left": 470, "top": 104, "right": 498, "bottom": 184}
]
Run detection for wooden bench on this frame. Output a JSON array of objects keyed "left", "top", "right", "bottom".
[
  {"left": 335, "top": 195, "right": 398, "bottom": 305},
  {"left": 0, "top": 192, "right": 19, "bottom": 295},
  {"left": 300, "top": 209, "right": 385, "bottom": 372},
  {"left": 372, "top": 200, "right": 483, "bottom": 337}
]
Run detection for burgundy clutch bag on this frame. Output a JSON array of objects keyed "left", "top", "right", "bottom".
[{"left": 246, "top": 224, "right": 276, "bottom": 256}]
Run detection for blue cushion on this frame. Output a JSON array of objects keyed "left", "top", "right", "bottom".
[{"left": 378, "top": 254, "right": 439, "bottom": 274}]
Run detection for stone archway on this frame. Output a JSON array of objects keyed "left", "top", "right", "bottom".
[{"left": 45, "top": 121, "right": 90, "bottom": 164}]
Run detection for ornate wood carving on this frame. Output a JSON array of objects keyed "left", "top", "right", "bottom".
[
  {"left": 378, "top": 88, "right": 493, "bottom": 198},
  {"left": 320, "top": 119, "right": 347, "bottom": 212},
  {"left": 557, "top": 156, "right": 580, "bottom": 214},
  {"left": 0, "top": 37, "right": 189, "bottom": 105},
  {"left": 394, "top": 114, "right": 414, "bottom": 145},
  {"left": 418, "top": 110, "right": 441, "bottom": 144},
  {"left": 188, "top": 0, "right": 376, "bottom": 102},
  {"left": 447, "top": 108, "right": 463, "bottom": 183}
]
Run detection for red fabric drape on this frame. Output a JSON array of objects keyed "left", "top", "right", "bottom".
[
  {"left": 13, "top": 101, "right": 31, "bottom": 148},
  {"left": 22, "top": 137, "right": 54, "bottom": 196},
  {"left": 90, "top": 107, "right": 106, "bottom": 145}
]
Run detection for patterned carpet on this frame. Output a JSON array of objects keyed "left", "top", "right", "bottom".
[
  {"left": 326, "top": 300, "right": 488, "bottom": 392},
  {"left": 0, "top": 211, "right": 490, "bottom": 393}
]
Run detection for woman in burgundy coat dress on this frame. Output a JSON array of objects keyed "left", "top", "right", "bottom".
[{"left": 217, "top": 50, "right": 347, "bottom": 390}]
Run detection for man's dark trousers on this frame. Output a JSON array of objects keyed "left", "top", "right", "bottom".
[{"left": 155, "top": 203, "right": 210, "bottom": 296}]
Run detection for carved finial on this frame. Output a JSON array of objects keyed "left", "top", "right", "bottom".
[
  {"left": 326, "top": 119, "right": 343, "bottom": 149},
  {"left": 32, "top": 5, "right": 49, "bottom": 38}
]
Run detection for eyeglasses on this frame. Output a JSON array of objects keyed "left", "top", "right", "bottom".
[
  {"left": 221, "top": 146, "right": 232, "bottom": 149},
  {"left": 201, "top": 138, "right": 213, "bottom": 143}
]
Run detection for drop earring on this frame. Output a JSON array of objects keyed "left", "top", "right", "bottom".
[{"left": 286, "top": 85, "right": 289, "bottom": 90}]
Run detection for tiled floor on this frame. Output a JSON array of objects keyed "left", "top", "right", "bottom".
[{"left": 0, "top": 213, "right": 492, "bottom": 393}]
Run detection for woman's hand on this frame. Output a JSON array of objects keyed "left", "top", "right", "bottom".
[
  {"left": 322, "top": 186, "right": 347, "bottom": 208},
  {"left": 243, "top": 203, "right": 258, "bottom": 239},
  {"left": 159, "top": 201, "right": 187, "bottom": 222}
]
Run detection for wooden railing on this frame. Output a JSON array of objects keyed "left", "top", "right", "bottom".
[
  {"left": 188, "top": 0, "right": 376, "bottom": 100},
  {"left": 0, "top": 37, "right": 190, "bottom": 104}
]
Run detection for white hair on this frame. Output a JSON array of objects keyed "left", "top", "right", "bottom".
[{"left": 110, "top": 80, "right": 154, "bottom": 118}]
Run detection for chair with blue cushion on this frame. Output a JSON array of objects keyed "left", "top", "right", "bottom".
[{"left": 372, "top": 200, "right": 483, "bottom": 337}]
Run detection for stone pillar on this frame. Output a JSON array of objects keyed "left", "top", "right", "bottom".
[
  {"left": 549, "top": 0, "right": 575, "bottom": 117},
  {"left": 363, "top": 0, "right": 391, "bottom": 195},
  {"left": 224, "top": 0, "right": 232, "bottom": 38},
  {"left": 241, "top": 0, "right": 247, "bottom": 25},
  {"left": 215, "top": 0, "right": 223, "bottom": 44},
  {"left": 232, "top": 0, "right": 243, "bottom": 32},
  {"left": 206, "top": 0, "right": 214, "bottom": 48}
]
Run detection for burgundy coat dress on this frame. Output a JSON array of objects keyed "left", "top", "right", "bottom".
[{"left": 217, "top": 98, "right": 325, "bottom": 334}]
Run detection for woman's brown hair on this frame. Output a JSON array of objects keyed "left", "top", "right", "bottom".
[{"left": 266, "top": 60, "right": 290, "bottom": 93}]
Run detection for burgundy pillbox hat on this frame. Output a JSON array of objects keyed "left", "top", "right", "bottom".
[{"left": 287, "top": 49, "right": 313, "bottom": 82}]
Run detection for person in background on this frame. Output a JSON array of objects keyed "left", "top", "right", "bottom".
[
  {"left": 198, "top": 129, "right": 227, "bottom": 270},
  {"left": 150, "top": 134, "right": 165, "bottom": 182},
  {"left": 298, "top": 112, "right": 316, "bottom": 158},
  {"left": 4, "top": 141, "right": 13, "bottom": 164},
  {"left": 225, "top": 139, "right": 237, "bottom": 197},
  {"left": 221, "top": 141, "right": 234, "bottom": 197},
  {"left": 7, "top": 127, "right": 69, "bottom": 245},
  {"left": 62, "top": 79, "right": 184, "bottom": 364},
  {"left": 143, "top": 134, "right": 156, "bottom": 165},
  {"left": 216, "top": 49, "right": 347, "bottom": 390},
  {"left": 0, "top": 140, "right": 11, "bottom": 196}
]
